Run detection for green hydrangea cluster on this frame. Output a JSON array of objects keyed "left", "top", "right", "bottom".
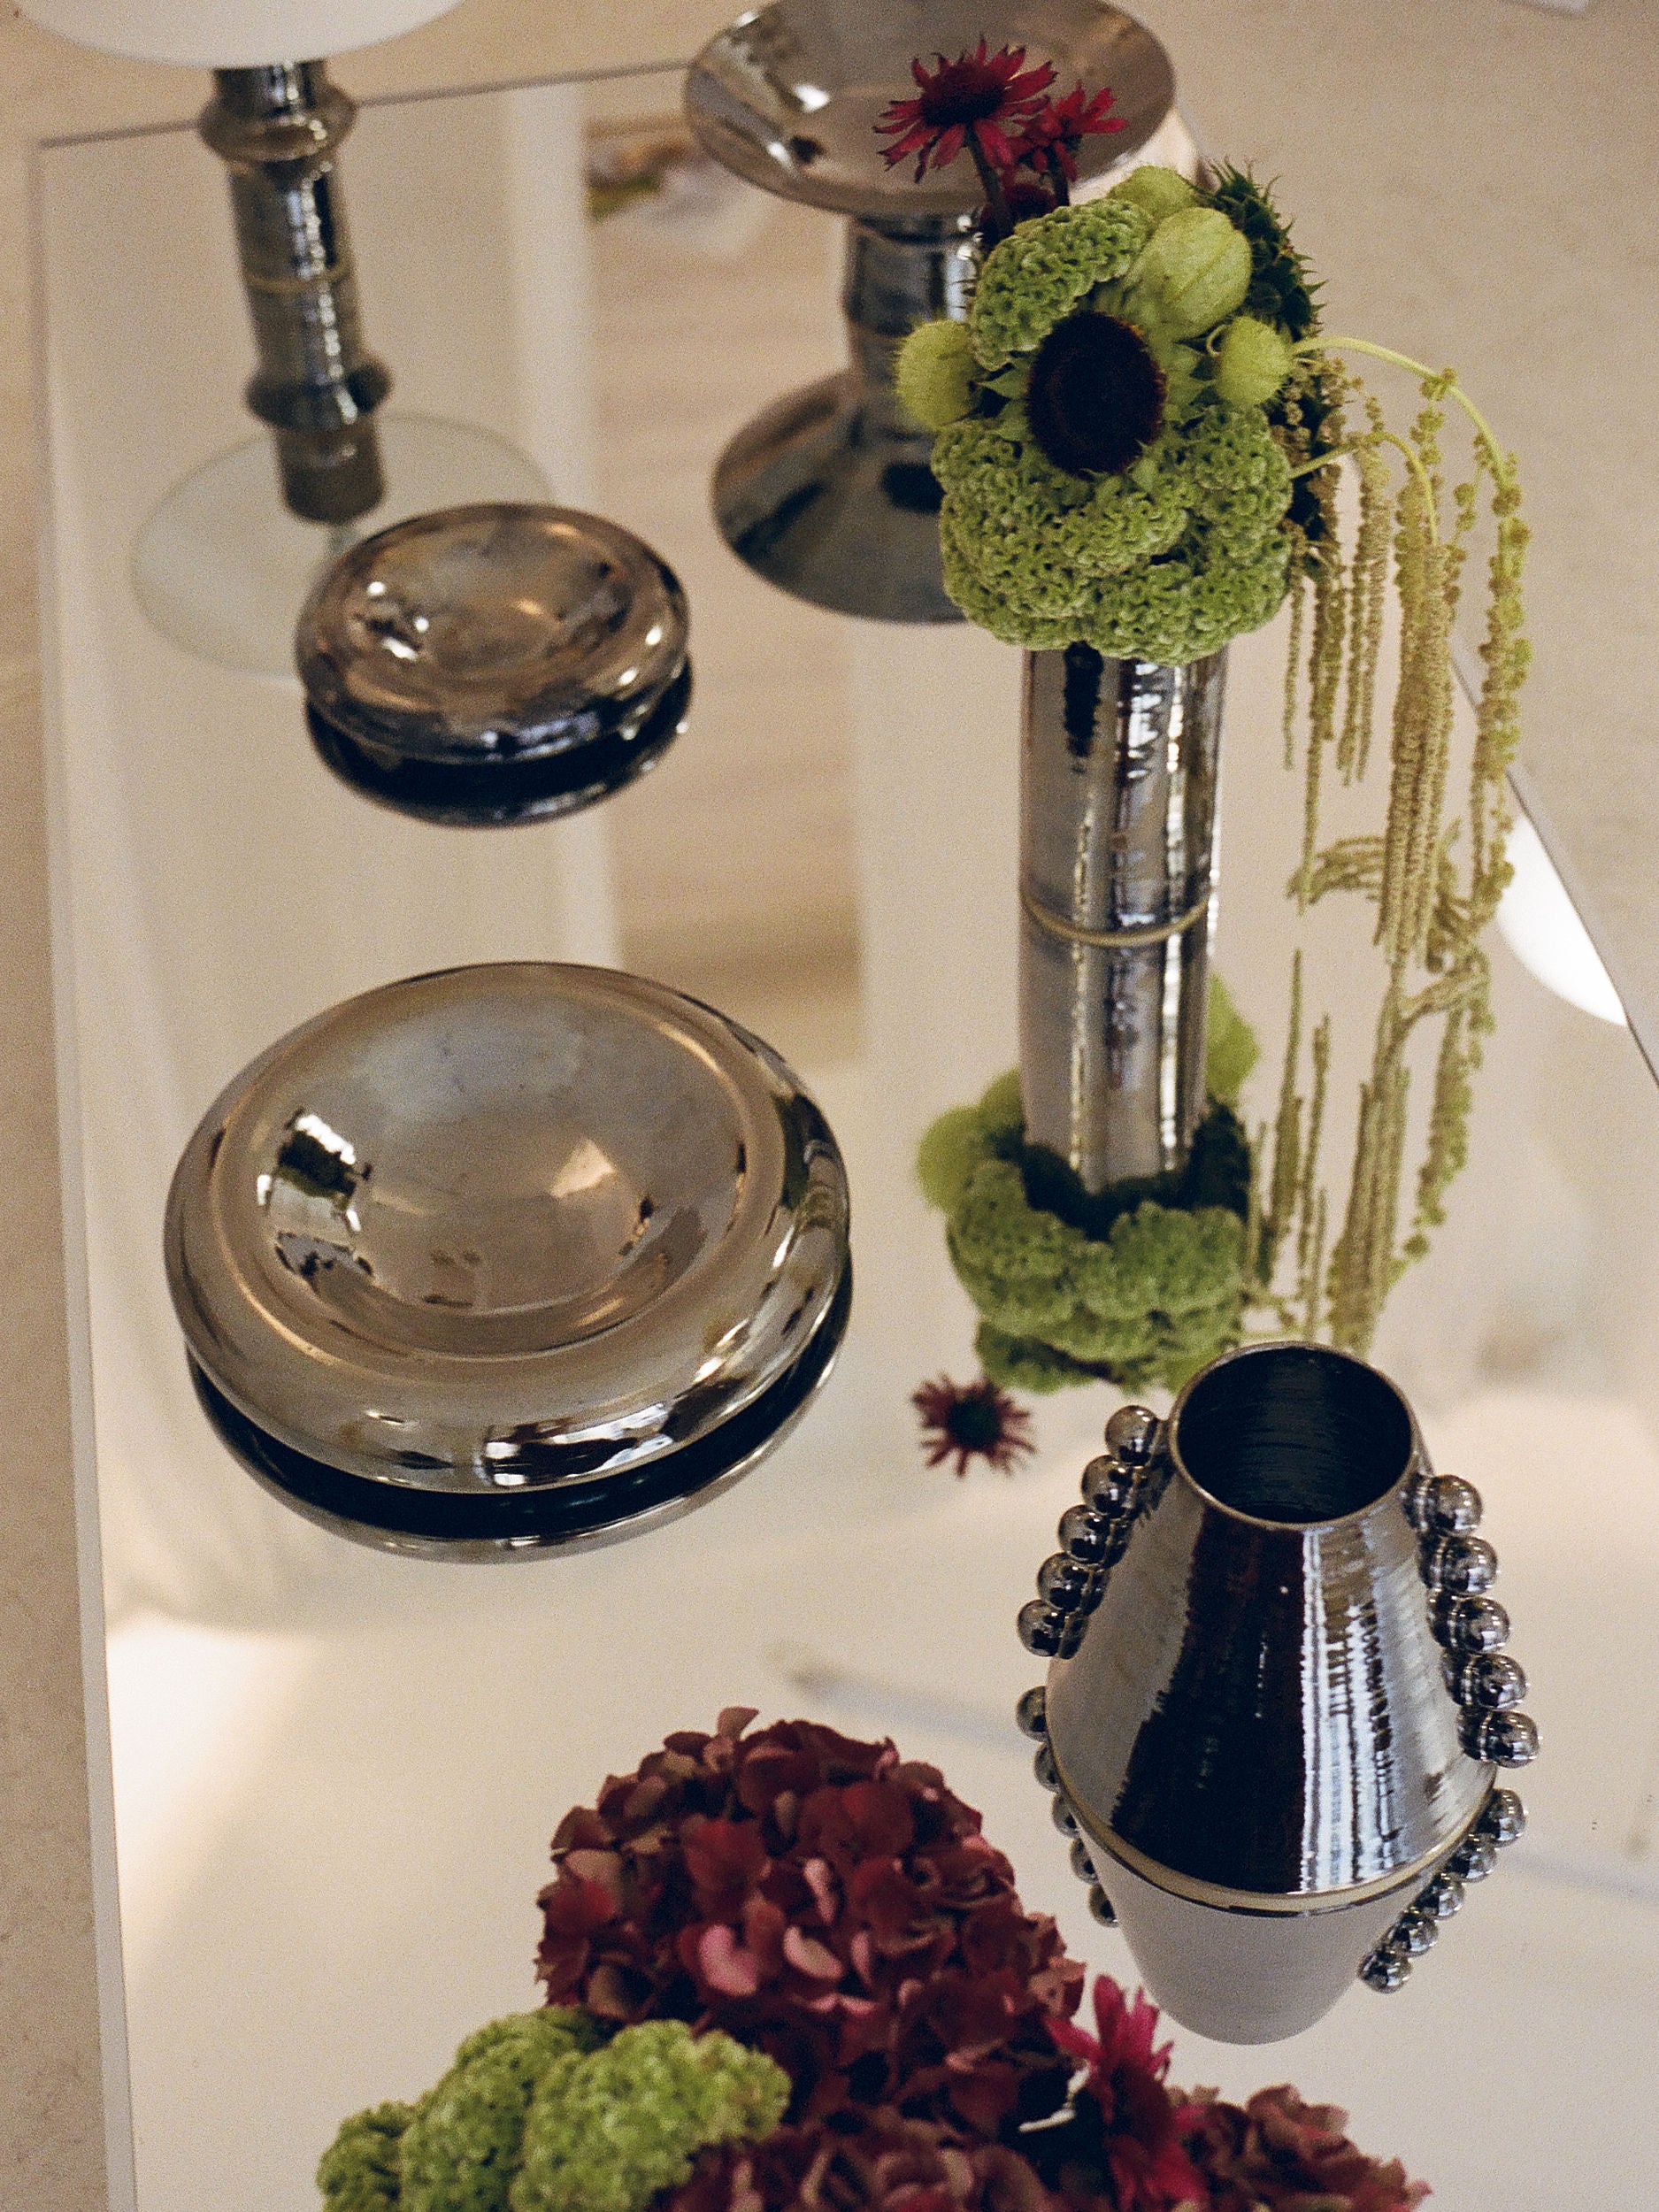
[
  {"left": 318, "top": 2014, "right": 788, "bottom": 2212},
  {"left": 896, "top": 167, "right": 1310, "bottom": 665},
  {"left": 917, "top": 986, "right": 1258, "bottom": 1394}
]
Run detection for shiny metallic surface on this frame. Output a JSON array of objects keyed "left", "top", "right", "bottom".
[
  {"left": 685, "top": 0, "right": 1174, "bottom": 220},
  {"left": 165, "top": 963, "right": 851, "bottom": 1557},
  {"left": 687, "top": 1, "right": 1177, "bottom": 621},
  {"left": 1018, "top": 1599, "right": 1066, "bottom": 1656},
  {"left": 200, "top": 65, "right": 389, "bottom": 526},
  {"left": 1015, "top": 1685, "right": 1048, "bottom": 1740},
  {"left": 1480, "top": 1787, "right": 1527, "bottom": 1847},
  {"left": 1461, "top": 1709, "right": 1540, "bottom": 1766},
  {"left": 1086, "top": 1883, "right": 1117, "bottom": 1927},
  {"left": 1037, "top": 1552, "right": 1094, "bottom": 1610},
  {"left": 708, "top": 215, "right": 977, "bottom": 623},
  {"left": 1104, "top": 1402, "right": 1161, "bottom": 1461},
  {"left": 296, "top": 504, "right": 691, "bottom": 826},
  {"left": 1020, "top": 646, "right": 1225, "bottom": 1188},
  {"left": 1046, "top": 1340, "right": 1497, "bottom": 2042},
  {"left": 1422, "top": 1473, "right": 1484, "bottom": 1532},
  {"left": 1432, "top": 1594, "right": 1511, "bottom": 1652},
  {"left": 1421, "top": 1532, "right": 1500, "bottom": 1593}
]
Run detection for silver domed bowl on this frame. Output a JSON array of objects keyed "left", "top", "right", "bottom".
[
  {"left": 296, "top": 504, "right": 691, "bottom": 827},
  {"left": 165, "top": 964, "right": 850, "bottom": 1556},
  {"left": 685, "top": 0, "right": 1175, "bottom": 623}
]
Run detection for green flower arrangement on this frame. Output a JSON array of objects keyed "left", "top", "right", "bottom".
[
  {"left": 883, "top": 55, "right": 1530, "bottom": 1374},
  {"left": 897, "top": 168, "right": 1306, "bottom": 667},
  {"left": 318, "top": 2015, "right": 789, "bottom": 2212},
  {"left": 918, "top": 982, "right": 1260, "bottom": 1394}
]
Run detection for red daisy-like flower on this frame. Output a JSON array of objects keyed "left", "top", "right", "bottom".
[
  {"left": 912, "top": 1375, "right": 1036, "bottom": 1478},
  {"left": 876, "top": 42, "right": 1057, "bottom": 185},
  {"left": 1041, "top": 1978, "right": 1208, "bottom": 2212},
  {"left": 1011, "top": 84, "right": 1126, "bottom": 185}
]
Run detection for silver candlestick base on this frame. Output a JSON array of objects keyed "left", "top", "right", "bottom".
[{"left": 685, "top": 0, "right": 1176, "bottom": 624}]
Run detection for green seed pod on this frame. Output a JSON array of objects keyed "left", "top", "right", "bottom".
[
  {"left": 1131, "top": 207, "right": 1253, "bottom": 340},
  {"left": 1104, "top": 165, "right": 1200, "bottom": 224},
  {"left": 895, "top": 319, "right": 977, "bottom": 430},
  {"left": 1213, "top": 314, "right": 1294, "bottom": 408}
]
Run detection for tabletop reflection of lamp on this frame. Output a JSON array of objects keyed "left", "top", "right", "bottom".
[{"left": 19, "top": 0, "right": 549, "bottom": 673}]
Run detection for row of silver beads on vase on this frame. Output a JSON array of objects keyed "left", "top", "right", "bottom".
[
  {"left": 1358, "top": 1470, "right": 1538, "bottom": 1992},
  {"left": 1016, "top": 1402, "right": 1162, "bottom": 1931}
]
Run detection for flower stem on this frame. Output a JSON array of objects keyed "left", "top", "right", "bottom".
[
  {"left": 968, "top": 138, "right": 1015, "bottom": 243},
  {"left": 1295, "top": 335, "right": 1509, "bottom": 481}
]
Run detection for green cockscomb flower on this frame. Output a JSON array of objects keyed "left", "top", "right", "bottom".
[
  {"left": 399, "top": 2010, "right": 606, "bottom": 2212},
  {"left": 318, "top": 2103, "right": 416, "bottom": 2212},
  {"left": 936, "top": 403, "right": 1292, "bottom": 665},
  {"left": 970, "top": 196, "right": 1152, "bottom": 367},
  {"left": 318, "top": 2014, "right": 787, "bottom": 2212},
  {"left": 512, "top": 2024, "right": 789, "bottom": 2212},
  {"left": 918, "top": 996, "right": 1258, "bottom": 1394},
  {"left": 895, "top": 317, "right": 979, "bottom": 430}
]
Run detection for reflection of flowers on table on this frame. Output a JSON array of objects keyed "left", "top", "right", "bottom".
[{"left": 318, "top": 1715, "right": 1432, "bottom": 2210}]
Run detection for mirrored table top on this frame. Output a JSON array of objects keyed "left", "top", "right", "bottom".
[{"left": 34, "top": 48, "right": 1659, "bottom": 2212}]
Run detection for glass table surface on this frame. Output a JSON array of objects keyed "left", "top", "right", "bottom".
[{"left": 34, "top": 59, "right": 1659, "bottom": 2212}]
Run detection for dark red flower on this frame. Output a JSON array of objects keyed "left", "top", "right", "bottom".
[
  {"left": 1026, "top": 313, "right": 1166, "bottom": 480},
  {"left": 1010, "top": 85, "right": 1126, "bottom": 185},
  {"left": 876, "top": 42, "right": 1056, "bottom": 184},
  {"left": 1025, "top": 1978, "right": 1205, "bottom": 2212},
  {"left": 535, "top": 1713, "right": 1082, "bottom": 2138},
  {"left": 912, "top": 1376, "right": 1036, "bottom": 1478},
  {"left": 665, "top": 2111, "right": 1060, "bottom": 2212},
  {"left": 1185, "top": 2085, "right": 1430, "bottom": 2212}
]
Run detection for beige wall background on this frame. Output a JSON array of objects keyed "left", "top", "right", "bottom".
[{"left": 4, "top": 1, "right": 1653, "bottom": 2204}]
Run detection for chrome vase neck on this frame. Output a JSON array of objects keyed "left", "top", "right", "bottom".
[{"left": 1018, "top": 644, "right": 1225, "bottom": 1190}]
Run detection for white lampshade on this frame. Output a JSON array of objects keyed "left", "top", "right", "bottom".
[{"left": 15, "top": 0, "right": 462, "bottom": 69}]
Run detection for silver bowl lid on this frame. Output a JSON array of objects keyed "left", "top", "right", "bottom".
[
  {"left": 165, "top": 964, "right": 850, "bottom": 1556},
  {"left": 686, "top": 0, "right": 1175, "bottom": 219},
  {"left": 295, "top": 503, "right": 691, "bottom": 824}
]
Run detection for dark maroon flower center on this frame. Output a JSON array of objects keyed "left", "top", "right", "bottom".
[
  {"left": 1026, "top": 313, "right": 1166, "bottom": 479},
  {"left": 918, "top": 59, "right": 1010, "bottom": 128},
  {"left": 946, "top": 1396, "right": 1007, "bottom": 1451}
]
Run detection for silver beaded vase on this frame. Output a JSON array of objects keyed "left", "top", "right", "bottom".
[
  {"left": 1019, "top": 645, "right": 1225, "bottom": 1189},
  {"left": 1018, "top": 1341, "right": 1538, "bottom": 2043}
]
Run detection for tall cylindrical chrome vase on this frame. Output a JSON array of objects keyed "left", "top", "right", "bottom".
[
  {"left": 1019, "top": 645, "right": 1225, "bottom": 1191},
  {"left": 1023, "top": 1342, "right": 1538, "bottom": 2042}
]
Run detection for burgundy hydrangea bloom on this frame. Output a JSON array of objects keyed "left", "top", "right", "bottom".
[
  {"left": 1185, "top": 2087, "right": 1430, "bottom": 2212},
  {"left": 876, "top": 43, "right": 1057, "bottom": 185},
  {"left": 666, "top": 2109, "right": 1060, "bottom": 2212},
  {"left": 912, "top": 1377, "right": 1036, "bottom": 1479},
  {"left": 1025, "top": 1978, "right": 1206, "bottom": 2212},
  {"left": 1010, "top": 85, "right": 1125, "bottom": 185},
  {"left": 535, "top": 1712, "right": 1084, "bottom": 2142}
]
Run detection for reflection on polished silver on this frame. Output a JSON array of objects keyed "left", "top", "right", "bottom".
[
  {"left": 201, "top": 64, "right": 390, "bottom": 526},
  {"left": 1027, "top": 1342, "right": 1539, "bottom": 2044},
  {"left": 295, "top": 504, "right": 692, "bottom": 826},
  {"left": 165, "top": 964, "right": 851, "bottom": 1557},
  {"left": 1020, "top": 647, "right": 1225, "bottom": 1189},
  {"left": 686, "top": 0, "right": 1175, "bottom": 622}
]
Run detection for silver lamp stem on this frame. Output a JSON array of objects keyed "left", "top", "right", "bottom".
[
  {"left": 199, "top": 61, "right": 392, "bottom": 526},
  {"left": 1018, "top": 644, "right": 1225, "bottom": 1190}
]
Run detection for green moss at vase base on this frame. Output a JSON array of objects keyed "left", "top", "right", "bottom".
[{"left": 918, "top": 988, "right": 1257, "bottom": 1396}]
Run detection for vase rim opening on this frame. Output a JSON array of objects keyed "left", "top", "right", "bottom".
[{"left": 1169, "top": 1340, "right": 1415, "bottom": 1529}]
